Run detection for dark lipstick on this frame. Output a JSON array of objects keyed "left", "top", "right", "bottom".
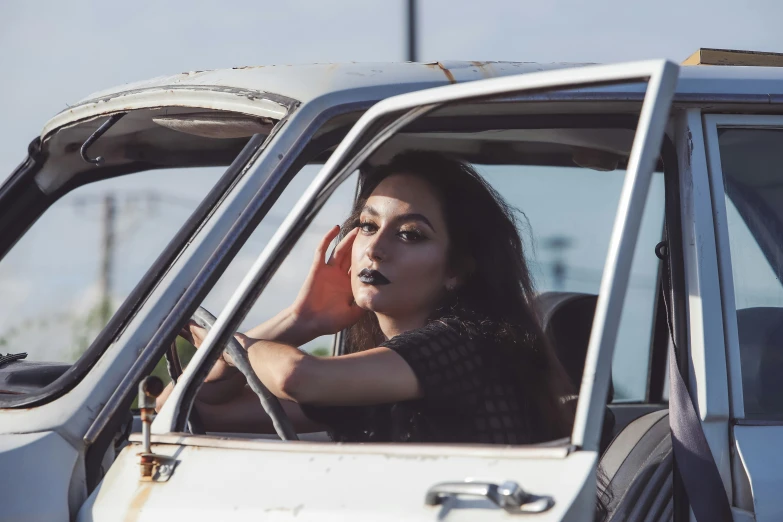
[{"left": 358, "top": 268, "right": 391, "bottom": 285}]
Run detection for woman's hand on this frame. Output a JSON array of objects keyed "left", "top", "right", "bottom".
[
  {"left": 179, "top": 321, "right": 246, "bottom": 381},
  {"left": 290, "top": 226, "right": 363, "bottom": 338}
]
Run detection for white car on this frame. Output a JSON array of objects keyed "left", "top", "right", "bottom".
[{"left": 1, "top": 48, "right": 781, "bottom": 521}]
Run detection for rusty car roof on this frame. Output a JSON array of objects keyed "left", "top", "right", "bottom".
[{"left": 41, "top": 60, "right": 783, "bottom": 139}]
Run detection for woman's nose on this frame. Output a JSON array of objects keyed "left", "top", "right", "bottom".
[{"left": 365, "top": 233, "right": 387, "bottom": 262}]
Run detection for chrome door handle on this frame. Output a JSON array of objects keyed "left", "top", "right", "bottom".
[{"left": 425, "top": 480, "right": 553, "bottom": 514}]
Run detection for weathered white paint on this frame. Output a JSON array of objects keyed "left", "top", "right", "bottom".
[
  {"left": 77, "top": 440, "right": 598, "bottom": 522},
  {"left": 41, "top": 61, "right": 783, "bottom": 152},
  {"left": 41, "top": 87, "right": 289, "bottom": 141}
]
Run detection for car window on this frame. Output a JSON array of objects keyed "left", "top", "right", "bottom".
[
  {"left": 0, "top": 166, "right": 224, "bottom": 365},
  {"left": 478, "top": 166, "right": 664, "bottom": 402},
  {"left": 202, "top": 127, "right": 664, "bottom": 405},
  {"left": 198, "top": 165, "right": 359, "bottom": 356},
  {"left": 716, "top": 128, "right": 783, "bottom": 419},
  {"left": 139, "top": 165, "right": 359, "bottom": 394}
]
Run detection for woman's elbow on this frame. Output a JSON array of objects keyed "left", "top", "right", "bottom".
[{"left": 275, "top": 355, "right": 318, "bottom": 403}]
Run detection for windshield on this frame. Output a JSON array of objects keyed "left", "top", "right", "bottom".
[{"left": 0, "top": 107, "right": 270, "bottom": 397}]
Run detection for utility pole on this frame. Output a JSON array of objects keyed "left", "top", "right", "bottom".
[
  {"left": 407, "top": 0, "right": 418, "bottom": 62},
  {"left": 542, "top": 235, "right": 573, "bottom": 291},
  {"left": 98, "top": 193, "right": 116, "bottom": 326}
]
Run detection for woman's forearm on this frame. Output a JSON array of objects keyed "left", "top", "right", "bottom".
[
  {"left": 194, "top": 386, "right": 326, "bottom": 433},
  {"left": 242, "top": 306, "right": 319, "bottom": 347},
  {"left": 245, "top": 340, "right": 311, "bottom": 402},
  {"left": 238, "top": 305, "right": 321, "bottom": 400},
  {"left": 197, "top": 370, "right": 248, "bottom": 404},
  {"left": 155, "top": 370, "right": 248, "bottom": 411},
  {"left": 222, "top": 307, "right": 319, "bottom": 400}
]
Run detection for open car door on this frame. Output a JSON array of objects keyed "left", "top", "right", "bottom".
[{"left": 82, "top": 60, "right": 678, "bottom": 521}]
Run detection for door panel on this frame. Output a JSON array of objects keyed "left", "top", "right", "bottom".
[{"left": 79, "top": 438, "right": 595, "bottom": 522}]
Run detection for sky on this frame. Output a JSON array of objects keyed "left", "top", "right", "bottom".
[{"left": 1, "top": 0, "right": 782, "bottom": 399}]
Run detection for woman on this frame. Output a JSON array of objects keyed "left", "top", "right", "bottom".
[{"left": 158, "top": 150, "right": 574, "bottom": 445}]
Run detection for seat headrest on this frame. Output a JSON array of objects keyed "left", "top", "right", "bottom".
[
  {"left": 536, "top": 291, "right": 612, "bottom": 402},
  {"left": 736, "top": 307, "right": 783, "bottom": 417}
]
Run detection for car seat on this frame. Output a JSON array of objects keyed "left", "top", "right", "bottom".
[
  {"left": 536, "top": 291, "right": 615, "bottom": 453},
  {"left": 597, "top": 307, "right": 783, "bottom": 520}
]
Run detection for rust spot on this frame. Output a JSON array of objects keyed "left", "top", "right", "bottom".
[
  {"left": 424, "top": 62, "right": 457, "bottom": 84},
  {"left": 469, "top": 61, "right": 494, "bottom": 78},
  {"left": 441, "top": 68, "right": 456, "bottom": 84},
  {"left": 125, "top": 483, "right": 153, "bottom": 522}
]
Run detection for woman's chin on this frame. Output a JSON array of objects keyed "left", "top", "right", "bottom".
[{"left": 353, "top": 285, "right": 389, "bottom": 312}]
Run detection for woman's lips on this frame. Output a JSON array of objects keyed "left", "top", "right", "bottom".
[{"left": 358, "top": 268, "right": 391, "bottom": 286}]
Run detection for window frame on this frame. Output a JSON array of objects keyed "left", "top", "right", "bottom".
[
  {"left": 703, "top": 113, "right": 783, "bottom": 422},
  {"left": 153, "top": 61, "right": 680, "bottom": 453}
]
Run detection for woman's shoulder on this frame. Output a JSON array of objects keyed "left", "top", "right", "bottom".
[{"left": 381, "top": 316, "right": 484, "bottom": 352}]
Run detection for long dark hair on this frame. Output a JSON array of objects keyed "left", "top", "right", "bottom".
[{"left": 341, "top": 150, "right": 574, "bottom": 441}]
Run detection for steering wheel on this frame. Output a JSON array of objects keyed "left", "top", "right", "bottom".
[{"left": 165, "top": 306, "right": 298, "bottom": 440}]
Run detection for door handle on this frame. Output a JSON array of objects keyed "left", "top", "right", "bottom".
[{"left": 424, "top": 480, "right": 553, "bottom": 514}]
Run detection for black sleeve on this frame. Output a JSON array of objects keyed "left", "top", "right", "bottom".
[{"left": 381, "top": 319, "right": 486, "bottom": 407}]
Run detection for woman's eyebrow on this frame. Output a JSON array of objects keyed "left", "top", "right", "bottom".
[
  {"left": 398, "top": 213, "right": 436, "bottom": 232},
  {"left": 361, "top": 205, "right": 380, "bottom": 217},
  {"left": 361, "top": 206, "right": 436, "bottom": 232}
]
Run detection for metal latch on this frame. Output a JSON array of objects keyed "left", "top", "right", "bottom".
[
  {"left": 425, "top": 480, "right": 554, "bottom": 514},
  {"left": 137, "top": 376, "right": 177, "bottom": 482}
]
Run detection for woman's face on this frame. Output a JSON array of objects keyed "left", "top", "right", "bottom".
[{"left": 350, "top": 173, "right": 455, "bottom": 321}]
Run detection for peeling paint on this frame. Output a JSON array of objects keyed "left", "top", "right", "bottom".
[
  {"left": 55, "top": 85, "right": 295, "bottom": 118},
  {"left": 40, "top": 85, "right": 297, "bottom": 143},
  {"left": 264, "top": 504, "right": 304, "bottom": 516},
  {"left": 383, "top": 453, "right": 444, "bottom": 461}
]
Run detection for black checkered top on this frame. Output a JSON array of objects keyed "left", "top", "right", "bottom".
[{"left": 301, "top": 318, "right": 537, "bottom": 444}]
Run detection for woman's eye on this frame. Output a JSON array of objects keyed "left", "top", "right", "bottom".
[
  {"left": 359, "top": 221, "right": 377, "bottom": 233},
  {"left": 399, "top": 229, "right": 423, "bottom": 241}
]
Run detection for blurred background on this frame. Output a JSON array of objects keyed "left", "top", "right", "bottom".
[{"left": 1, "top": 0, "right": 782, "bottom": 398}]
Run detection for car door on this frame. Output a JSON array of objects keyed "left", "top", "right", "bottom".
[
  {"left": 703, "top": 114, "right": 783, "bottom": 521},
  {"left": 78, "top": 60, "right": 679, "bottom": 522}
]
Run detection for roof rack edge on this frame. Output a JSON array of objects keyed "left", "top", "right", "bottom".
[{"left": 683, "top": 47, "right": 783, "bottom": 68}]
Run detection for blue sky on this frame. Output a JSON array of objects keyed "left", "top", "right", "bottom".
[
  {"left": 1, "top": 0, "right": 782, "bottom": 399},
  {"left": 2, "top": 0, "right": 782, "bottom": 174}
]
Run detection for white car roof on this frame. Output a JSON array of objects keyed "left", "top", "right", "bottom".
[{"left": 42, "top": 60, "right": 783, "bottom": 138}]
